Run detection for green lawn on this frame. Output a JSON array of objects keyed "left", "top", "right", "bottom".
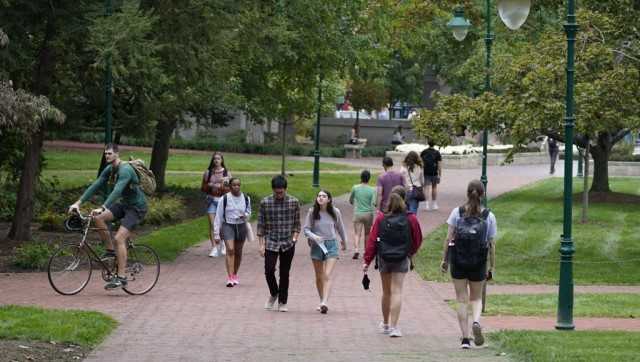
[
  {"left": 491, "top": 330, "right": 640, "bottom": 362},
  {"left": 43, "top": 149, "right": 357, "bottom": 172},
  {"left": 456, "top": 293, "right": 640, "bottom": 318},
  {"left": 0, "top": 305, "right": 116, "bottom": 347},
  {"left": 415, "top": 177, "right": 640, "bottom": 285}
]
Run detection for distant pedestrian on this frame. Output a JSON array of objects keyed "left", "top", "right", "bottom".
[
  {"left": 202, "top": 152, "right": 230, "bottom": 257},
  {"left": 303, "top": 190, "right": 347, "bottom": 314},
  {"left": 363, "top": 191, "right": 423, "bottom": 337},
  {"left": 376, "top": 157, "right": 405, "bottom": 212},
  {"left": 214, "top": 177, "right": 251, "bottom": 287},
  {"left": 400, "top": 151, "right": 424, "bottom": 213},
  {"left": 420, "top": 141, "right": 442, "bottom": 210},
  {"left": 440, "top": 180, "right": 497, "bottom": 349},
  {"left": 257, "top": 175, "right": 301, "bottom": 312},
  {"left": 391, "top": 126, "right": 404, "bottom": 145},
  {"left": 548, "top": 137, "right": 559, "bottom": 174},
  {"left": 349, "top": 170, "right": 376, "bottom": 259}
]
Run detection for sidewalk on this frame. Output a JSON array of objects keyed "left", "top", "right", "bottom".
[{"left": 2, "top": 161, "right": 624, "bottom": 361}]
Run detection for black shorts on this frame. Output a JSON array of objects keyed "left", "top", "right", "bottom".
[
  {"left": 108, "top": 203, "right": 147, "bottom": 230},
  {"left": 221, "top": 222, "right": 247, "bottom": 242},
  {"left": 450, "top": 262, "right": 487, "bottom": 282}
]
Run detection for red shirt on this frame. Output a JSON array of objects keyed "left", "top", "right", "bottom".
[{"left": 364, "top": 211, "right": 423, "bottom": 265}]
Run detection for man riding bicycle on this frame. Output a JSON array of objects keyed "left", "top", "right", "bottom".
[{"left": 68, "top": 143, "right": 147, "bottom": 290}]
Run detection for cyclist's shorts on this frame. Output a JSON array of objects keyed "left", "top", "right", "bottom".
[{"left": 108, "top": 203, "right": 147, "bottom": 230}]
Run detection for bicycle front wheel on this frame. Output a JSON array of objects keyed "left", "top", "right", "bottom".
[
  {"left": 47, "top": 243, "right": 92, "bottom": 295},
  {"left": 122, "top": 244, "right": 160, "bottom": 295}
]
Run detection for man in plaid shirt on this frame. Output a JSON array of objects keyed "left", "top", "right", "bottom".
[{"left": 257, "top": 175, "right": 301, "bottom": 312}]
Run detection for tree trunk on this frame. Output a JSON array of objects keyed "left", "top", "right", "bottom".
[
  {"left": 353, "top": 110, "right": 360, "bottom": 138},
  {"left": 8, "top": 13, "right": 56, "bottom": 241},
  {"left": 581, "top": 140, "right": 590, "bottom": 223},
  {"left": 150, "top": 119, "right": 177, "bottom": 192},
  {"left": 589, "top": 146, "right": 610, "bottom": 192}
]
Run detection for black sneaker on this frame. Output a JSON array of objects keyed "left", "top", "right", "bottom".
[
  {"left": 100, "top": 249, "right": 116, "bottom": 260},
  {"left": 460, "top": 338, "right": 471, "bottom": 349},
  {"left": 104, "top": 275, "right": 128, "bottom": 290},
  {"left": 352, "top": 252, "right": 359, "bottom": 260},
  {"left": 472, "top": 322, "right": 485, "bottom": 346}
]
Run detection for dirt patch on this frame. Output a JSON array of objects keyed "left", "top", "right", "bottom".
[
  {"left": 573, "top": 191, "right": 640, "bottom": 204},
  {"left": 0, "top": 340, "right": 91, "bottom": 362}
]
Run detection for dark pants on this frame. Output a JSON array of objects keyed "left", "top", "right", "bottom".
[
  {"left": 265, "top": 245, "right": 295, "bottom": 304},
  {"left": 549, "top": 149, "right": 559, "bottom": 174}
]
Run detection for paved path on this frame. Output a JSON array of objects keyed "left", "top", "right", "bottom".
[{"left": 3, "top": 160, "right": 634, "bottom": 361}]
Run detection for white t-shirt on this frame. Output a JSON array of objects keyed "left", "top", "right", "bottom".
[{"left": 447, "top": 207, "right": 497, "bottom": 240}]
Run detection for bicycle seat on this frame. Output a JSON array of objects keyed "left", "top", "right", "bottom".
[{"left": 64, "top": 214, "right": 85, "bottom": 232}]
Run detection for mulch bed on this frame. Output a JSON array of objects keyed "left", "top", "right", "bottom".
[{"left": 0, "top": 340, "right": 90, "bottom": 362}]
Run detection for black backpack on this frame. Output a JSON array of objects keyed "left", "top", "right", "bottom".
[
  {"left": 222, "top": 193, "right": 249, "bottom": 223},
  {"left": 377, "top": 213, "right": 412, "bottom": 262},
  {"left": 451, "top": 207, "right": 490, "bottom": 269},
  {"left": 421, "top": 149, "right": 438, "bottom": 175}
]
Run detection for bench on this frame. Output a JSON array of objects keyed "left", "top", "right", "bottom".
[{"left": 344, "top": 139, "right": 367, "bottom": 158}]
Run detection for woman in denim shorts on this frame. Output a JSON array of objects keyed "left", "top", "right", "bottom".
[
  {"left": 303, "top": 190, "right": 347, "bottom": 314},
  {"left": 202, "top": 152, "right": 230, "bottom": 257}
]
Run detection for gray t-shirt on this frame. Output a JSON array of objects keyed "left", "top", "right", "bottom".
[
  {"left": 303, "top": 208, "right": 347, "bottom": 242},
  {"left": 447, "top": 207, "right": 497, "bottom": 240}
]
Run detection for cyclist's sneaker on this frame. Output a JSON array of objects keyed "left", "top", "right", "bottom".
[
  {"left": 460, "top": 338, "right": 471, "bottom": 349},
  {"left": 472, "top": 322, "right": 485, "bottom": 346},
  {"left": 100, "top": 249, "right": 116, "bottom": 260},
  {"left": 104, "top": 275, "right": 128, "bottom": 290}
]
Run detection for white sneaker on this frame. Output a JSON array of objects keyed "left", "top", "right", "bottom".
[
  {"left": 389, "top": 327, "right": 403, "bottom": 337},
  {"left": 209, "top": 246, "right": 219, "bottom": 257},
  {"left": 278, "top": 303, "right": 288, "bottom": 312},
  {"left": 378, "top": 322, "right": 391, "bottom": 335},
  {"left": 264, "top": 296, "right": 277, "bottom": 310},
  {"left": 432, "top": 201, "right": 439, "bottom": 210},
  {"left": 219, "top": 242, "right": 226, "bottom": 256},
  {"left": 425, "top": 201, "right": 432, "bottom": 210}
]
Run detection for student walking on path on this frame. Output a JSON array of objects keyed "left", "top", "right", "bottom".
[
  {"left": 214, "top": 177, "right": 251, "bottom": 287},
  {"left": 420, "top": 141, "right": 442, "bottom": 210},
  {"left": 440, "top": 180, "right": 497, "bottom": 349},
  {"left": 257, "top": 175, "right": 301, "bottom": 312},
  {"left": 202, "top": 152, "right": 231, "bottom": 257},
  {"left": 548, "top": 137, "right": 560, "bottom": 174},
  {"left": 400, "top": 151, "right": 425, "bottom": 213},
  {"left": 303, "top": 190, "right": 347, "bottom": 314},
  {"left": 348, "top": 170, "right": 376, "bottom": 260},
  {"left": 376, "top": 156, "right": 405, "bottom": 212},
  {"left": 362, "top": 192, "right": 423, "bottom": 337}
]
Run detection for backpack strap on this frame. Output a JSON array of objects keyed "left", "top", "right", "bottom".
[{"left": 223, "top": 194, "right": 228, "bottom": 223}]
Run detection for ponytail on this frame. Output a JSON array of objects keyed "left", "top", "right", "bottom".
[{"left": 463, "top": 179, "right": 484, "bottom": 217}]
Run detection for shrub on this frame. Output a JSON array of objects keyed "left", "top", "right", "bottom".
[
  {"left": 38, "top": 210, "right": 67, "bottom": 231},
  {"left": 13, "top": 241, "right": 53, "bottom": 270},
  {"left": 144, "top": 195, "right": 185, "bottom": 225}
]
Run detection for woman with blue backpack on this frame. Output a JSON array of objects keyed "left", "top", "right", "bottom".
[
  {"left": 362, "top": 188, "right": 422, "bottom": 338},
  {"left": 440, "top": 180, "right": 497, "bottom": 349}
]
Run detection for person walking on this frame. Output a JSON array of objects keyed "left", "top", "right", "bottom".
[
  {"left": 548, "top": 137, "right": 559, "bottom": 174},
  {"left": 440, "top": 180, "right": 497, "bottom": 349},
  {"left": 214, "top": 177, "right": 251, "bottom": 288},
  {"left": 303, "top": 190, "right": 347, "bottom": 314},
  {"left": 349, "top": 170, "right": 376, "bottom": 260},
  {"left": 376, "top": 157, "right": 405, "bottom": 212},
  {"left": 257, "top": 175, "right": 301, "bottom": 312},
  {"left": 202, "top": 152, "right": 230, "bottom": 257},
  {"left": 420, "top": 141, "right": 442, "bottom": 210},
  {"left": 362, "top": 192, "right": 423, "bottom": 338},
  {"left": 400, "top": 151, "right": 424, "bottom": 213}
]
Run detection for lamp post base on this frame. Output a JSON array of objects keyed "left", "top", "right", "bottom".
[{"left": 555, "top": 323, "right": 575, "bottom": 330}]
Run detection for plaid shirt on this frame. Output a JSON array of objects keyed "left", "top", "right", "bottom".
[{"left": 257, "top": 194, "right": 301, "bottom": 252}]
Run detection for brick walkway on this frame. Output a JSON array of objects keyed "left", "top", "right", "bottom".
[{"left": 3, "top": 160, "right": 635, "bottom": 361}]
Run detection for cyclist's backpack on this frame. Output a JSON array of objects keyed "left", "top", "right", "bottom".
[
  {"left": 376, "top": 213, "right": 412, "bottom": 262},
  {"left": 451, "top": 207, "right": 490, "bottom": 269},
  {"left": 222, "top": 193, "right": 249, "bottom": 223},
  {"left": 421, "top": 149, "right": 438, "bottom": 175},
  {"left": 126, "top": 158, "right": 156, "bottom": 196}
]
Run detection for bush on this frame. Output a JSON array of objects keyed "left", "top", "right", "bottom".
[
  {"left": 144, "top": 195, "right": 185, "bottom": 225},
  {"left": 610, "top": 142, "right": 639, "bottom": 162},
  {"left": 38, "top": 210, "right": 67, "bottom": 231},
  {"left": 13, "top": 241, "right": 53, "bottom": 270}
]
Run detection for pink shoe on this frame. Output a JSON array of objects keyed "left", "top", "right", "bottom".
[
  {"left": 232, "top": 275, "right": 239, "bottom": 286},
  {"left": 226, "top": 277, "right": 234, "bottom": 287}
]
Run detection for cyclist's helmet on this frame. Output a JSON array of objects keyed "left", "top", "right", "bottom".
[{"left": 64, "top": 214, "right": 85, "bottom": 232}]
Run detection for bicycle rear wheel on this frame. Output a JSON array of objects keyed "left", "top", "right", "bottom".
[
  {"left": 48, "top": 243, "right": 92, "bottom": 295},
  {"left": 122, "top": 244, "right": 160, "bottom": 295}
]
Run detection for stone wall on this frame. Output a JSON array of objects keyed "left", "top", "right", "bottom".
[{"left": 318, "top": 117, "right": 420, "bottom": 146}]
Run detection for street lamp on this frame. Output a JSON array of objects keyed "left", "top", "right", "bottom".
[{"left": 447, "top": 0, "right": 530, "bottom": 207}]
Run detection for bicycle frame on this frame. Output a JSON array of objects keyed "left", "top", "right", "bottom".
[{"left": 74, "top": 212, "right": 118, "bottom": 276}]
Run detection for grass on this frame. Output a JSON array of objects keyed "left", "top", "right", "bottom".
[
  {"left": 0, "top": 305, "right": 117, "bottom": 347},
  {"left": 43, "top": 149, "right": 357, "bottom": 172},
  {"left": 491, "top": 330, "right": 640, "bottom": 362},
  {"left": 450, "top": 293, "right": 640, "bottom": 318},
  {"left": 415, "top": 177, "right": 640, "bottom": 285}
]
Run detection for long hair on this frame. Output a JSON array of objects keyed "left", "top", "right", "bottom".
[
  {"left": 207, "top": 152, "right": 228, "bottom": 176},
  {"left": 312, "top": 189, "right": 337, "bottom": 225},
  {"left": 385, "top": 192, "right": 407, "bottom": 215},
  {"left": 403, "top": 151, "right": 422, "bottom": 172},
  {"left": 463, "top": 179, "right": 484, "bottom": 217}
]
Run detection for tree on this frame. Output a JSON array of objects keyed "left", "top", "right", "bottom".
[{"left": 349, "top": 79, "right": 389, "bottom": 137}]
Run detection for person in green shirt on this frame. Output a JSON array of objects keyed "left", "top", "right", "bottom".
[
  {"left": 68, "top": 144, "right": 147, "bottom": 290},
  {"left": 348, "top": 170, "right": 376, "bottom": 260}
]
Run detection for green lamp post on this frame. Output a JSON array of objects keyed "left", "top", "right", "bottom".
[
  {"left": 312, "top": 74, "right": 323, "bottom": 188},
  {"left": 448, "top": 0, "right": 531, "bottom": 207}
]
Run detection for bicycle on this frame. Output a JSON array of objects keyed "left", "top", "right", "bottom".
[{"left": 47, "top": 210, "right": 160, "bottom": 295}]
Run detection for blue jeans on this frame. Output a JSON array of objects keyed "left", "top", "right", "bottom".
[{"left": 406, "top": 197, "right": 419, "bottom": 214}]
